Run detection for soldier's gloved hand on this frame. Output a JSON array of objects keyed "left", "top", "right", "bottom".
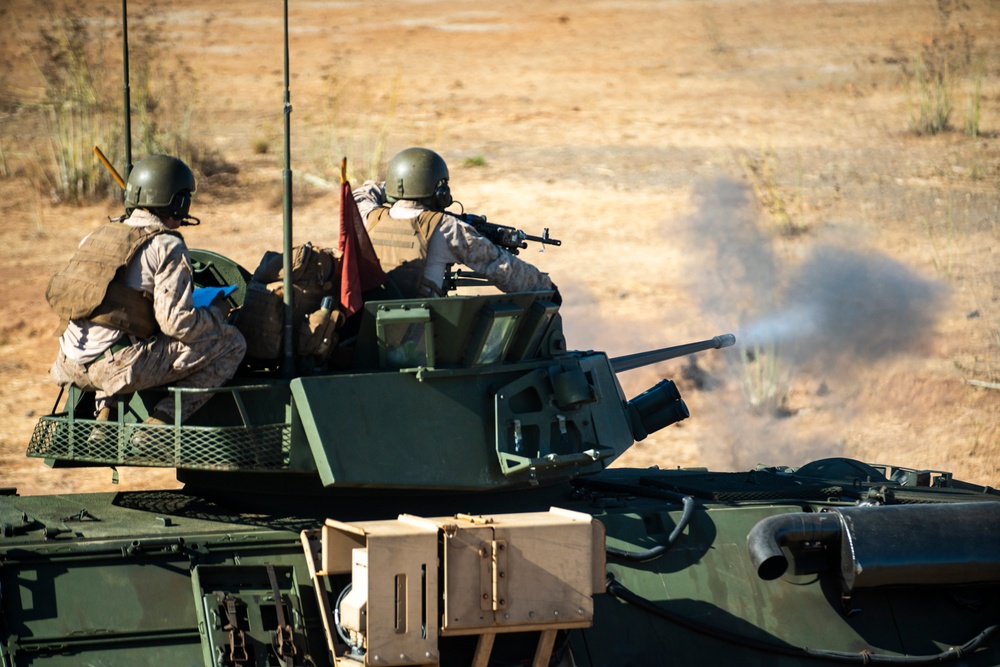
[{"left": 210, "top": 294, "right": 233, "bottom": 320}]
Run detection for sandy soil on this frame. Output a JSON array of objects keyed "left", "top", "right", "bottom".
[{"left": 0, "top": 0, "right": 998, "bottom": 496}]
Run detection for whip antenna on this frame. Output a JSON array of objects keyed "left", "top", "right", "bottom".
[
  {"left": 121, "top": 0, "right": 132, "bottom": 181},
  {"left": 280, "top": 0, "right": 295, "bottom": 375}
]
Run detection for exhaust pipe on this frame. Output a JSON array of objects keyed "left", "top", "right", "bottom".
[
  {"left": 747, "top": 512, "right": 843, "bottom": 581},
  {"left": 748, "top": 502, "right": 1000, "bottom": 591}
]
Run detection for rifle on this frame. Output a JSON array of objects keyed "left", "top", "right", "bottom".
[{"left": 457, "top": 213, "right": 561, "bottom": 255}]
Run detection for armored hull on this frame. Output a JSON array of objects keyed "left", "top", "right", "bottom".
[{"left": 2, "top": 457, "right": 999, "bottom": 666}]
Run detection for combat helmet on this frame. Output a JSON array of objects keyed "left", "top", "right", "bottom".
[
  {"left": 124, "top": 154, "right": 196, "bottom": 220},
  {"left": 384, "top": 147, "right": 452, "bottom": 210}
]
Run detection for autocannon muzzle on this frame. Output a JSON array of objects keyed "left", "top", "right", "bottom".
[{"left": 626, "top": 379, "right": 689, "bottom": 441}]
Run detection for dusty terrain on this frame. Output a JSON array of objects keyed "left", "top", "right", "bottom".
[{"left": 0, "top": 0, "right": 997, "bottom": 496}]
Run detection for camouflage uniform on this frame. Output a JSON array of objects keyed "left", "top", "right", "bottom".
[
  {"left": 354, "top": 181, "right": 553, "bottom": 296},
  {"left": 49, "top": 209, "right": 246, "bottom": 422}
]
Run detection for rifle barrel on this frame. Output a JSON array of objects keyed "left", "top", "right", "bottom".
[
  {"left": 610, "top": 333, "right": 736, "bottom": 373},
  {"left": 524, "top": 233, "right": 561, "bottom": 246}
]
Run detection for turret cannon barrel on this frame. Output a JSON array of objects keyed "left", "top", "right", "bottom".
[
  {"left": 611, "top": 333, "right": 736, "bottom": 440},
  {"left": 610, "top": 333, "right": 736, "bottom": 373}
]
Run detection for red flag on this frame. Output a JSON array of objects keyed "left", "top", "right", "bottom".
[{"left": 339, "top": 179, "right": 387, "bottom": 317}]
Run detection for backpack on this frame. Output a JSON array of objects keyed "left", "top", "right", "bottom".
[{"left": 236, "top": 243, "right": 343, "bottom": 360}]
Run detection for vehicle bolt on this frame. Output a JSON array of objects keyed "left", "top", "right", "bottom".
[
  {"left": 483, "top": 593, "right": 489, "bottom": 600},
  {"left": 553, "top": 610, "right": 559, "bottom": 616},
  {"left": 499, "top": 571, "right": 505, "bottom": 578}
]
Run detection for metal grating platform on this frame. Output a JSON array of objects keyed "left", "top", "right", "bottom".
[{"left": 27, "top": 417, "right": 290, "bottom": 470}]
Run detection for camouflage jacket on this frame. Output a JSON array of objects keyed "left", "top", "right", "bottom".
[
  {"left": 353, "top": 181, "right": 553, "bottom": 295},
  {"left": 57, "top": 210, "right": 231, "bottom": 367}
]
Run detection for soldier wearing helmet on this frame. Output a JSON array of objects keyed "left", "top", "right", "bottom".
[
  {"left": 47, "top": 154, "right": 246, "bottom": 426},
  {"left": 354, "top": 147, "right": 555, "bottom": 297}
]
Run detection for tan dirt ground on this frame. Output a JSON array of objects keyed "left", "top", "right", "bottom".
[{"left": 0, "top": 0, "right": 998, "bottom": 496}]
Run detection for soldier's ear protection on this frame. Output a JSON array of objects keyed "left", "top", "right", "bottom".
[
  {"left": 433, "top": 180, "right": 452, "bottom": 210},
  {"left": 167, "top": 191, "right": 192, "bottom": 220},
  {"left": 155, "top": 191, "right": 198, "bottom": 224}
]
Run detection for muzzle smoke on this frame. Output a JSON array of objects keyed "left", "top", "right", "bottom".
[
  {"left": 680, "top": 177, "right": 946, "bottom": 469},
  {"left": 689, "top": 177, "right": 945, "bottom": 372}
]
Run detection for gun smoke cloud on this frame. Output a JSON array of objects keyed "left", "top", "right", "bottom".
[
  {"left": 679, "top": 177, "right": 947, "bottom": 469},
  {"left": 742, "top": 244, "right": 944, "bottom": 369},
  {"left": 688, "top": 177, "right": 945, "bottom": 371}
]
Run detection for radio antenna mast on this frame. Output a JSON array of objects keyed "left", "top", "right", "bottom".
[
  {"left": 280, "top": 0, "right": 295, "bottom": 375},
  {"left": 121, "top": 0, "right": 133, "bottom": 181}
]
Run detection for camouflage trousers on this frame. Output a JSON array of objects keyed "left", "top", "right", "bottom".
[{"left": 50, "top": 324, "right": 247, "bottom": 423}]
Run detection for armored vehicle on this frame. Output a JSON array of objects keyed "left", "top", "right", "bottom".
[
  {"left": 5, "top": 247, "right": 1000, "bottom": 666},
  {"left": 2, "top": 3, "right": 999, "bottom": 666}
]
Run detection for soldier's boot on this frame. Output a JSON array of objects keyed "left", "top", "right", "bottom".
[
  {"left": 128, "top": 411, "right": 175, "bottom": 462},
  {"left": 87, "top": 404, "right": 117, "bottom": 448},
  {"left": 144, "top": 410, "right": 171, "bottom": 426}
]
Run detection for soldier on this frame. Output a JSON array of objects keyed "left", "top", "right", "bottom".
[
  {"left": 47, "top": 154, "right": 246, "bottom": 426},
  {"left": 354, "top": 147, "right": 555, "bottom": 297}
]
